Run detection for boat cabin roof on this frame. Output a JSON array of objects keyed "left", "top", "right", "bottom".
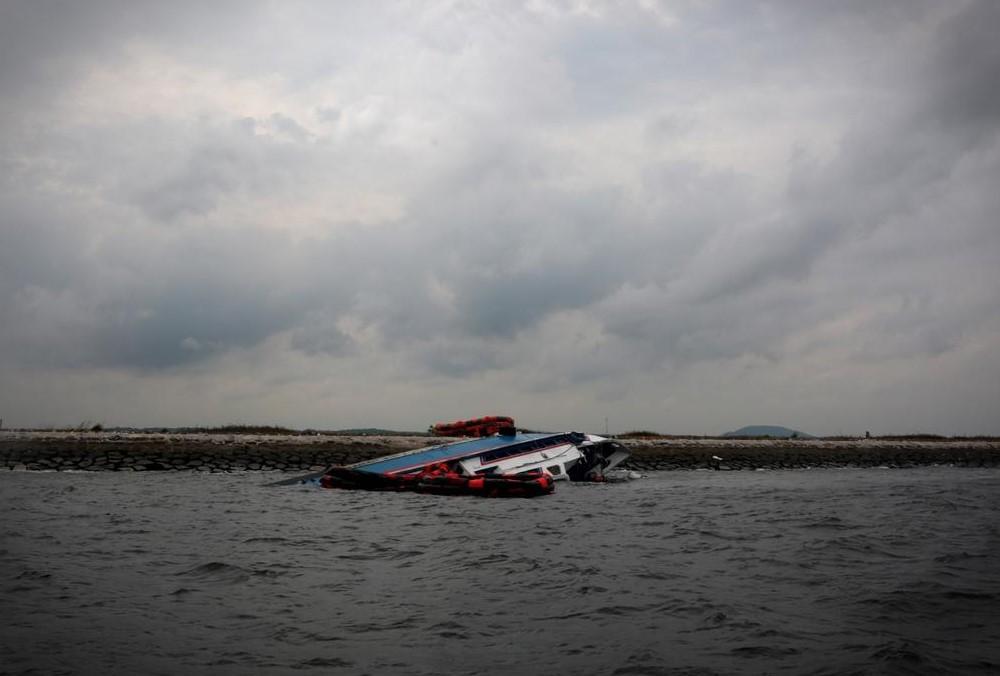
[{"left": 351, "top": 432, "right": 586, "bottom": 475}]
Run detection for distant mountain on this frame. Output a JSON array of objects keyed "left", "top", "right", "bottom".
[{"left": 722, "top": 425, "right": 814, "bottom": 439}]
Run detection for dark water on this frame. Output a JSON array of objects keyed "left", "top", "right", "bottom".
[{"left": 2, "top": 468, "right": 999, "bottom": 676}]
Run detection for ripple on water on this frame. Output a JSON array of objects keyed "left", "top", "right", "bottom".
[{"left": 1, "top": 468, "right": 999, "bottom": 675}]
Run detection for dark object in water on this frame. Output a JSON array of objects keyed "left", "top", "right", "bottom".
[{"left": 319, "top": 464, "right": 555, "bottom": 498}]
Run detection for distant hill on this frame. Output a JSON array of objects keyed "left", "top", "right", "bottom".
[{"left": 722, "top": 425, "right": 814, "bottom": 439}]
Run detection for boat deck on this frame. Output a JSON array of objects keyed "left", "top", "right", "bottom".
[{"left": 350, "top": 432, "right": 584, "bottom": 475}]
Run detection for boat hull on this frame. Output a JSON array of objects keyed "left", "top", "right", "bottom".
[{"left": 349, "top": 432, "right": 629, "bottom": 481}]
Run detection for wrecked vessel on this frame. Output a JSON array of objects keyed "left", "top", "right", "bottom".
[{"left": 347, "top": 430, "right": 629, "bottom": 482}]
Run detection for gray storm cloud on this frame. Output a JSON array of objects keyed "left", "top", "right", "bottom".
[{"left": 1, "top": 1, "right": 998, "bottom": 434}]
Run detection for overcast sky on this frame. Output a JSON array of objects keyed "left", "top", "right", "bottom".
[{"left": 1, "top": 1, "right": 998, "bottom": 435}]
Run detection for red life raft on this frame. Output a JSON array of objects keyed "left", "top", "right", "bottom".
[
  {"left": 319, "top": 463, "right": 553, "bottom": 498},
  {"left": 430, "top": 415, "right": 516, "bottom": 437}
]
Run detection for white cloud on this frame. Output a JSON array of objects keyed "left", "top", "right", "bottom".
[{"left": 1, "top": 1, "right": 998, "bottom": 435}]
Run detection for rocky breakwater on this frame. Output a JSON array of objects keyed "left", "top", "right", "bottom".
[
  {"left": 3, "top": 431, "right": 999, "bottom": 473},
  {"left": 620, "top": 437, "right": 1000, "bottom": 471},
  {"left": 0, "top": 430, "right": 434, "bottom": 473}
]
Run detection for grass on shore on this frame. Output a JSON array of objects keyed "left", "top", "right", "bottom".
[{"left": 5, "top": 425, "right": 997, "bottom": 442}]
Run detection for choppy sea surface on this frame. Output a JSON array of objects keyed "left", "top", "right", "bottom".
[{"left": 2, "top": 468, "right": 998, "bottom": 676}]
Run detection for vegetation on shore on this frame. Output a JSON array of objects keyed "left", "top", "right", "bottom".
[
  {"left": 5, "top": 424, "right": 434, "bottom": 437},
  {"left": 617, "top": 431, "right": 1000, "bottom": 442},
  {"left": 3, "top": 424, "right": 996, "bottom": 442}
]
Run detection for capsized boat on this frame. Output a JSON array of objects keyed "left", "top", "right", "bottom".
[{"left": 348, "top": 430, "right": 629, "bottom": 482}]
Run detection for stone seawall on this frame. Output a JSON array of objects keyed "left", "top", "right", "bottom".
[
  {"left": 0, "top": 432, "right": 409, "bottom": 473},
  {"left": 623, "top": 441, "right": 1000, "bottom": 471},
  {"left": 1, "top": 431, "right": 998, "bottom": 473}
]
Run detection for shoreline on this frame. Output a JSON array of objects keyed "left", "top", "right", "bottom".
[{"left": 2, "top": 430, "right": 999, "bottom": 472}]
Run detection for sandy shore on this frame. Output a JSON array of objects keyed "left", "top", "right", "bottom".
[{"left": 2, "top": 430, "right": 998, "bottom": 472}]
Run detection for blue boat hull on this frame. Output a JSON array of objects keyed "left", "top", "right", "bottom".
[{"left": 349, "top": 431, "right": 627, "bottom": 481}]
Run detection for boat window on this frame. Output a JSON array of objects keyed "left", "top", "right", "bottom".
[
  {"left": 477, "top": 432, "right": 584, "bottom": 463},
  {"left": 547, "top": 465, "right": 562, "bottom": 476}
]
